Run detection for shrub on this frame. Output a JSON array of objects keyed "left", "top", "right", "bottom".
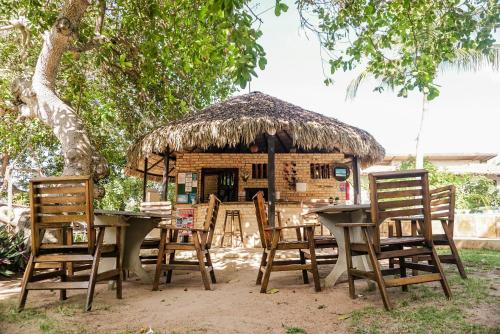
[{"left": 0, "top": 225, "right": 28, "bottom": 277}]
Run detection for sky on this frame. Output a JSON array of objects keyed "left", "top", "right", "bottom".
[{"left": 237, "top": 2, "right": 500, "bottom": 161}]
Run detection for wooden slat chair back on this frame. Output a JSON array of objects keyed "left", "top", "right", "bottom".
[
  {"left": 203, "top": 194, "right": 221, "bottom": 247},
  {"left": 340, "top": 170, "right": 451, "bottom": 310},
  {"left": 152, "top": 194, "right": 221, "bottom": 291},
  {"left": 430, "top": 185, "right": 455, "bottom": 222},
  {"left": 30, "top": 176, "right": 95, "bottom": 255},
  {"left": 390, "top": 184, "right": 466, "bottom": 278},
  {"left": 252, "top": 191, "right": 322, "bottom": 293},
  {"left": 19, "top": 176, "right": 124, "bottom": 312},
  {"left": 253, "top": 191, "right": 271, "bottom": 248},
  {"left": 139, "top": 201, "right": 172, "bottom": 264},
  {"left": 369, "top": 170, "right": 432, "bottom": 252}
]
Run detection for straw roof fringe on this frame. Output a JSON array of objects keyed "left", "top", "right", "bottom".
[{"left": 127, "top": 92, "right": 385, "bottom": 169}]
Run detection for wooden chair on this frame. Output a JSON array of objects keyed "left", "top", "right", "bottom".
[
  {"left": 139, "top": 201, "right": 172, "bottom": 266},
  {"left": 19, "top": 176, "right": 124, "bottom": 312},
  {"left": 153, "top": 194, "right": 221, "bottom": 291},
  {"left": 253, "top": 191, "right": 321, "bottom": 293},
  {"left": 341, "top": 170, "right": 451, "bottom": 310},
  {"left": 391, "top": 185, "right": 466, "bottom": 278}
]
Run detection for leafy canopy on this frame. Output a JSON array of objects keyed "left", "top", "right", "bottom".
[
  {"left": 298, "top": 0, "right": 500, "bottom": 99},
  {"left": 0, "top": 0, "right": 279, "bottom": 207}
]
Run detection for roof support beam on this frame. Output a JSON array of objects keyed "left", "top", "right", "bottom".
[
  {"left": 267, "top": 133, "right": 276, "bottom": 227},
  {"left": 161, "top": 149, "right": 170, "bottom": 201},
  {"left": 352, "top": 156, "right": 361, "bottom": 204},
  {"left": 142, "top": 157, "right": 148, "bottom": 202}
]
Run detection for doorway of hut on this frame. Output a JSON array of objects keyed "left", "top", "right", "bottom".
[{"left": 200, "top": 168, "right": 238, "bottom": 203}]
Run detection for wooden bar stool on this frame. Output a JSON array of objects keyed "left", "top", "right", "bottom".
[{"left": 220, "top": 210, "right": 245, "bottom": 247}]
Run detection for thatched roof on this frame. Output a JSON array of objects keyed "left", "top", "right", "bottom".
[{"left": 126, "top": 92, "right": 385, "bottom": 178}]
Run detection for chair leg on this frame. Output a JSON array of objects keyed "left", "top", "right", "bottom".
[
  {"left": 399, "top": 253, "right": 408, "bottom": 292},
  {"left": 343, "top": 227, "right": 355, "bottom": 299},
  {"left": 60, "top": 228, "right": 68, "bottom": 301},
  {"left": 442, "top": 220, "right": 467, "bottom": 279},
  {"left": 166, "top": 250, "right": 175, "bottom": 284},
  {"left": 85, "top": 228, "right": 105, "bottom": 312},
  {"left": 260, "top": 232, "right": 279, "bottom": 293},
  {"left": 193, "top": 231, "right": 211, "bottom": 290},
  {"left": 388, "top": 224, "right": 394, "bottom": 269},
  {"left": 299, "top": 250, "right": 309, "bottom": 284},
  {"left": 116, "top": 226, "right": 123, "bottom": 299},
  {"left": 411, "top": 220, "right": 418, "bottom": 276},
  {"left": 306, "top": 227, "right": 321, "bottom": 292},
  {"left": 60, "top": 262, "right": 67, "bottom": 301},
  {"left": 362, "top": 227, "right": 392, "bottom": 311},
  {"left": 237, "top": 212, "right": 245, "bottom": 247},
  {"left": 256, "top": 250, "right": 267, "bottom": 285},
  {"left": 205, "top": 250, "right": 217, "bottom": 284},
  {"left": 220, "top": 212, "right": 229, "bottom": 247},
  {"left": 166, "top": 230, "right": 178, "bottom": 284},
  {"left": 429, "top": 244, "right": 452, "bottom": 299},
  {"left": 153, "top": 229, "right": 167, "bottom": 291},
  {"left": 18, "top": 254, "right": 35, "bottom": 311}
]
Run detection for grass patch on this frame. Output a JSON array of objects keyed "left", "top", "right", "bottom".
[
  {"left": 350, "top": 249, "right": 500, "bottom": 334},
  {"left": 0, "top": 300, "right": 91, "bottom": 334},
  {"left": 285, "top": 326, "right": 306, "bottom": 334}
]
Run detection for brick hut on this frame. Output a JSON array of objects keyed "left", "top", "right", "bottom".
[{"left": 126, "top": 92, "right": 385, "bottom": 246}]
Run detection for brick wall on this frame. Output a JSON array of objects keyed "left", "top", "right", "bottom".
[{"left": 175, "top": 153, "right": 349, "bottom": 203}]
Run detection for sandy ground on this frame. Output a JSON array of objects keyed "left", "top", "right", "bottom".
[{"left": 0, "top": 248, "right": 392, "bottom": 334}]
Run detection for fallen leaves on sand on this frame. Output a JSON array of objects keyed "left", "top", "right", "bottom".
[{"left": 266, "top": 288, "right": 280, "bottom": 294}]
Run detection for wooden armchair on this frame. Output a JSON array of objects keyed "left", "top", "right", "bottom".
[
  {"left": 19, "top": 176, "right": 124, "bottom": 312},
  {"left": 253, "top": 192, "right": 321, "bottom": 293},
  {"left": 341, "top": 170, "right": 451, "bottom": 310},
  {"left": 153, "top": 194, "right": 221, "bottom": 291},
  {"left": 390, "top": 185, "right": 466, "bottom": 278}
]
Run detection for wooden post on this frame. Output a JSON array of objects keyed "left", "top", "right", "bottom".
[
  {"left": 161, "top": 150, "right": 170, "bottom": 201},
  {"left": 352, "top": 156, "right": 361, "bottom": 204},
  {"left": 142, "top": 157, "right": 148, "bottom": 202},
  {"left": 267, "top": 133, "right": 276, "bottom": 227}
]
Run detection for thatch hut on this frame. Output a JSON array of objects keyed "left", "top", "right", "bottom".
[{"left": 126, "top": 92, "right": 384, "bottom": 238}]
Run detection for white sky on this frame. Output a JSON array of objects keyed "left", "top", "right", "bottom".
[{"left": 238, "top": 2, "right": 500, "bottom": 161}]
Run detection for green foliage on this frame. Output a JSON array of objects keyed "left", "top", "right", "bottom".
[
  {"left": 0, "top": 0, "right": 275, "bottom": 207},
  {"left": 0, "top": 225, "right": 28, "bottom": 277},
  {"left": 298, "top": 0, "right": 500, "bottom": 100},
  {"left": 399, "top": 159, "right": 500, "bottom": 210},
  {"left": 98, "top": 172, "right": 144, "bottom": 211}
]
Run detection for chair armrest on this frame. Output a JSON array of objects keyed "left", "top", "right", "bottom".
[
  {"left": 335, "top": 223, "right": 374, "bottom": 227},
  {"left": 95, "top": 222, "right": 129, "bottom": 228},
  {"left": 264, "top": 224, "right": 318, "bottom": 231},
  {"left": 158, "top": 225, "right": 206, "bottom": 232}
]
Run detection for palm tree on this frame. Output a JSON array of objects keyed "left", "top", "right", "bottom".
[{"left": 346, "top": 45, "right": 500, "bottom": 168}]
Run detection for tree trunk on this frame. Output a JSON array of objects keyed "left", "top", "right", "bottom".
[
  {"left": 415, "top": 92, "right": 428, "bottom": 169},
  {"left": 0, "top": 153, "right": 8, "bottom": 192},
  {"left": 12, "top": 0, "right": 108, "bottom": 182}
]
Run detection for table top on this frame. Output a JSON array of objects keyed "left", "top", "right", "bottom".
[
  {"left": 94, "top": 209, "right": 171, "bottom": 219},
  {"left": 306, "top": 204, "right": 371, "bottom": 215}
]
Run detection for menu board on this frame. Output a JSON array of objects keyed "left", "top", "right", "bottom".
[
  {"left": 177, "top": 172, "right": 198, "bottom": 204},
  {"left": 176, "top": 208, "right": 194, "bottom": 239}
]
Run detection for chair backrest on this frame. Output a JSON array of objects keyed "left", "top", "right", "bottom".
[
  {"left": 30, "top": 176, "right": 94, "bottom": 256},
  {"left": 430, "top": 185, "right": 455, "bottom": 221},
  {"left": 203, "top": 194, "right": 221, "bottom": 246},
  {"left": 369, "top": 169, "right": 432, "bottom": 251},
  {"left": 252, "top": 191, "right": 271, "bottom": 249}
]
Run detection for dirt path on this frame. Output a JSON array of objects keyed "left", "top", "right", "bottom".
[{"left": 1, "top": 249, "right": 381, "bottom": 334}]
